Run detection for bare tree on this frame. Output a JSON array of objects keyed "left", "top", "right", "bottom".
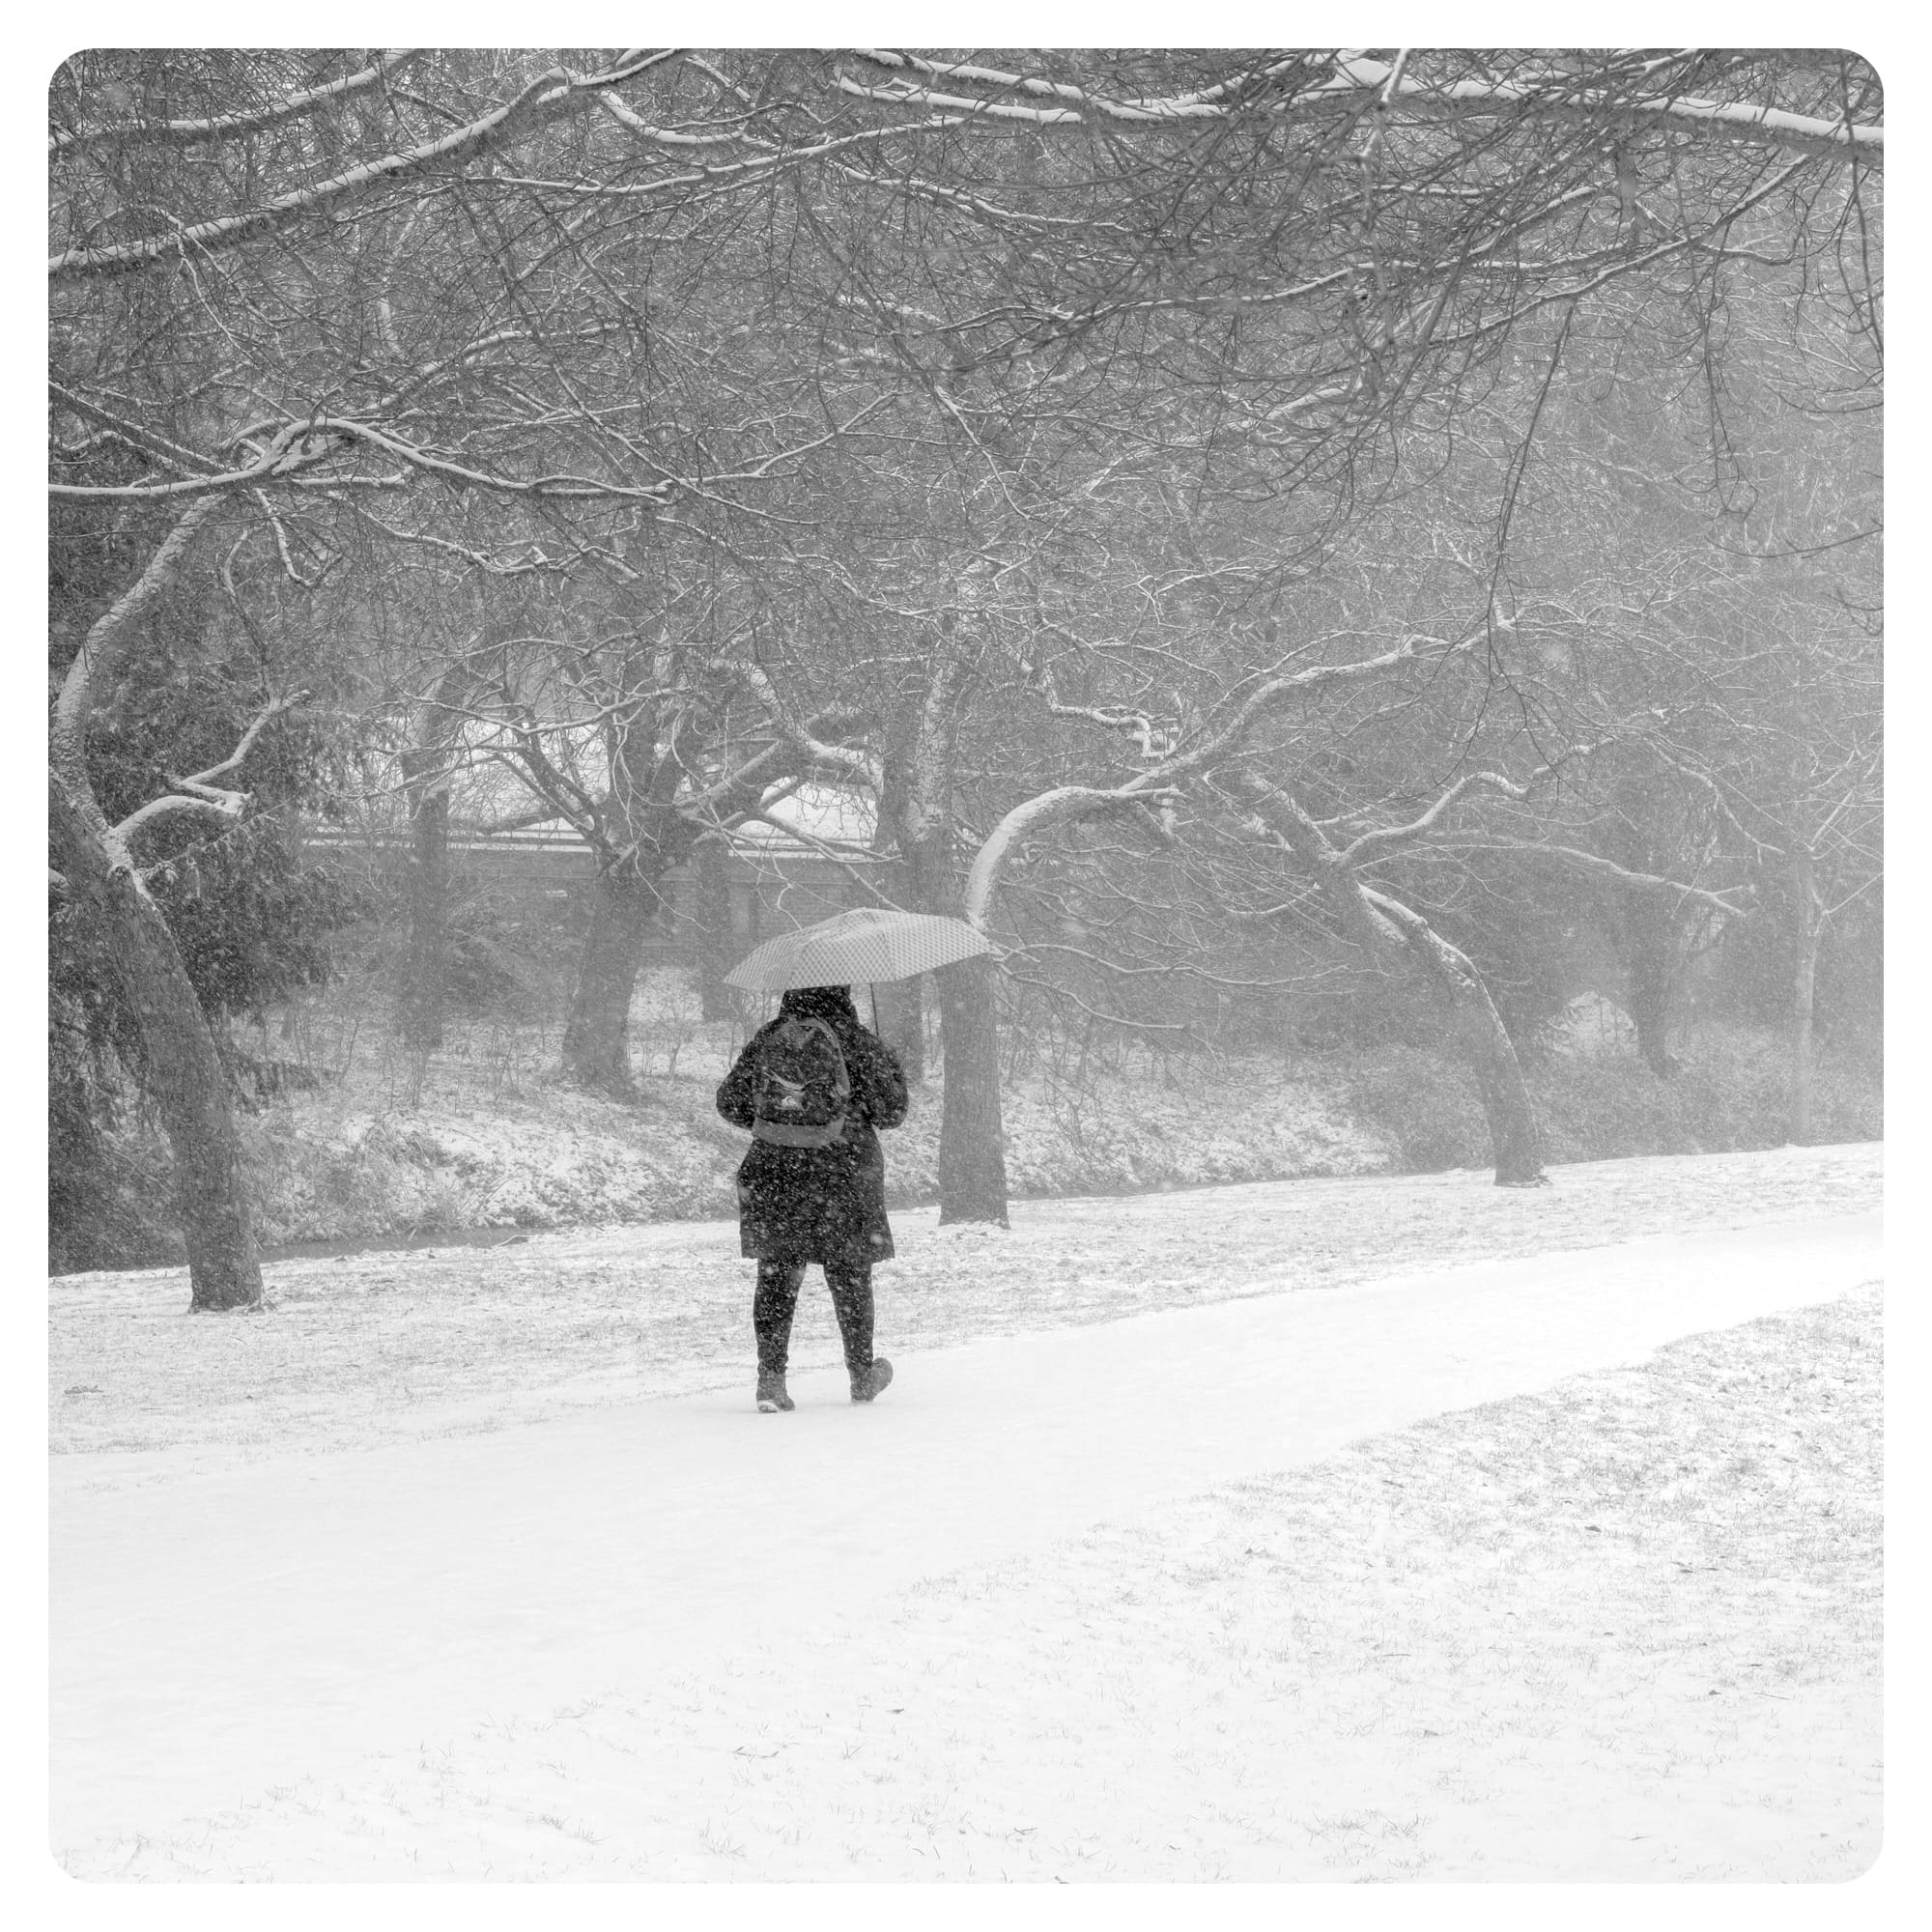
[{"left": 49, "top": 48, "right": 1880, "bottom": 1254}]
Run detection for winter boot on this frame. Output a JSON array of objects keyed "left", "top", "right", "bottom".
[
  {"left": 755, "top": 1370, "right": 794, "bottom": 1413},
  {"left": 849, "top": 1357, "right": 894, "bottom": 1404}
]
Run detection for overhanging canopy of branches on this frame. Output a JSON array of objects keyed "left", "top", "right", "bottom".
[{"left": 49, "top": 47, "right": 1880, "bottom": 524}]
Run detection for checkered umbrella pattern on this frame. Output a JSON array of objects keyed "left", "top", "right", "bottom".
[{"left": 723, "top": 907, "right": 992, "bottom": 990}]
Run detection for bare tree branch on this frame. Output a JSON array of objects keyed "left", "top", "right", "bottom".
[
  {"left": 1339, "top": 771, "right": 1526, "bottom": 865},
  {"left": 50, "top": 49, "right": 420, "bottom": 155},
  {"left": 838, "top": 48, "right": 1881, "bottom": 161},
  {"left": 49, "top": 49, "right": 674, "bottom": 281},
  {"left": 963, "top": 783, "right": 1180, "bottom": 930},
  {"left": 1430, "top": 838, "right": 1752, "bottom": 916},
  {"left": 52, "top": 497, "right": 222, "bottom": 798}
]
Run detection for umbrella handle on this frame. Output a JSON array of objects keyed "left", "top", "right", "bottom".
[{"left": 869, "top": 983, "right": 879, "bottom": 1036}]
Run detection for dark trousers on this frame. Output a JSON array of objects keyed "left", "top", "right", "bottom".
[{"left": 753, "top": 1258, "right": 874, "bottom": 1376}]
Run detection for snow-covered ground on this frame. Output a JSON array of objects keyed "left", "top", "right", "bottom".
[{"left": 49, "top": 1144, "right": 1882, "bottom": 1881}]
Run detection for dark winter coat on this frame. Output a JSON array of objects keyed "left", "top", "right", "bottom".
[{"left": 716, "top": 985, "right": 909, "bottom": 1266}]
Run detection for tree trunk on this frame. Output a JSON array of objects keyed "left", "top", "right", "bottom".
[
  {"left": 1789, "top": 849, "right": 1820, "bottom": 1144},
  {"left": 1623, "top": 897, "right": 1681, "bottom": 1078},
  {"left": 880, "top": 653, "right": 980, "bottom": 1141},
  {"left": 936, "top": 953, "right": 1009, "bottom": 1225},
  {"left": 398, "top": 750, "right": 451, "bottom": 1051},
  {"left": 1443, "top": 972, "right": 1548, "bottom": 1185},
  {"left": 691, "top": 837, "right": 737, "bottom": 1022},
  {"left": 1221, "top": 772, "right": 1546, "bottom": 1186},
  {"left": 874, "top": 972, "right": 924, "bottom": 1082},
  {"left": 870, "top": 859, "right": 925, "bottom": 1078},
  {"left": 50, "top": 781, "right": 264, "bottom": 1309},
  {"left": 1386, "top": 905, "right": 1548, "bottom": 1186},
  {"left": 560, "top": 867, "right": 661, "bottom": 1096}
]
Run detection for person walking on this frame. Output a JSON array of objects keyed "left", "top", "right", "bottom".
[{"left": 716, "top": 982, "right": 909, "bottom": 1412}]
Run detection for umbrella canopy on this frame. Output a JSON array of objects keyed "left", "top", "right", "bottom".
[{"left": 724, "top": 907, "right": 992, "bottom": 991}]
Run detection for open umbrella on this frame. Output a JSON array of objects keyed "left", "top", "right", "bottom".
[{"left": 724, "top": 906, "right": 991, "bottom": 991}]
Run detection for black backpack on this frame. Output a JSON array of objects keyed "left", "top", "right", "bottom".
[{"left": 751, "top": 1015, "right": 853, "bottom": 1148}]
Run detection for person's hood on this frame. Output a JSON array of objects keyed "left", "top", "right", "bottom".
[{"left": 778, "top": 983, "right": 858, "bottom": 1026}]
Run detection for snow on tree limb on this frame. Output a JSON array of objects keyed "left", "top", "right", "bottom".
[
  {"left": 49, "top": 49, "right": 421, "bottom": 155},
  {"left": 52, "top": 497, "right": 222, "bottom": 791},
  {"left": 736, "top": 667, "right": 874, "bottom": 786},
  {"left": 1432, "top": 839, "right": 1752, "bottom": 915},
  {"left": 112, "top": 694, "right": 306, "bottom": 845},
  {"left": 51, "top": 497, "right": 229, "bottom": 888},
  {"left": 1218, "top": 759, "right": 1751, "bottom": 924},
  {"left": 1034, "top": 659, "right": 1179, "bottom": 761},
  {"left": 838, "top": 49, "right": 1296, "bottom": 123},
  {"left": 1214, "top": 768, "right": 1407, "bottom": 952},
  {"left": 977, "top": 629, "right": 1492, "bottom": 940},
  {"left": 962, "top": 784, "right": 1179, "bottom": 932},
  {"left": 48, "top": 51, "right": 675, "bottom": 282},
  {"left": 592, "top": 90, "right": 748, "bottom": 147},
  {"left": 1331, "top": 54, "right": 1883, "bottom": 165},
  {"left": 1340, "top": 772, "right": 1527, "bottom": 865},
  {"left": 48, "top": 381, "right": 225, "bottom": 479},
  {"left": 49, "top": 415, "right": 678, "bottom": 505},
  {"left": 838, "top": 48, "right": 1880, "bottom": 163},
  {"left": 1153, "top": 628, "right": 1486, "bottom": 787},
  {"left": 49, "top": 421, "right": 340, "bottom": 499}
]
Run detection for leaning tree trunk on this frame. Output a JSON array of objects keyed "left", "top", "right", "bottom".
[
  {"left": 1372, "top": 895, "right": 1548, "bottom": 1187},
  {"left": 398, "top": 747, "right": 451, "bottom": 1051},
  {"left": 50, "top": 782, "right": 264, "bottom": 1309},
  {"left": 691, "top": 836, "right": 737, "bottom": 1022},
  {"left": 560, "top": 866, "right": 662, "bottom": 1096},
  {"left": 935, "top": 952, "right": 1009, "bottom": 1225},
  {"left": 1789, "top": 848, "right": 1820, "bottom": 1144},
  {"left": 1437, "top": 962, "right": 1548, "bottom": 1185},
  {"left": 1222, "top": 770, "right": 1547, "bottom": 1187},
  {"left": 48, "top": 496, "right": 263, "bottom": 1309}
]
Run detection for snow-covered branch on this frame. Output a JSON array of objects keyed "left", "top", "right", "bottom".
[
  {"left": 962, "top": 783, "right": 1179, "bottom": 931},
  {"left": 482, "top": 114, "right": 969, "bottom": 204},
  {"left": 1332, "top": 53, "right": 1883, "bottom": 165},
  {"left": 52, "top": 497, "right": 222, "bottom": 786},
  {"left": 51, "top": 49, "right": 419, "bottom": 155},
  {"left": 113, "top": 690, "right": 308, "bottom": 845},
  {"left": 838, "top": 49, "right": 1292, "bottom": 124},
  {"left": 736, "top": 667, "right": 875, "bottom": 786},
  {"left": 1032, "top": 652, "right": 1179, "bottom": 761},
  {"left": 48, "top": 381, "right": 223, "bottom": 477},
  {"left": 50, "top": 414, "right": 678, "bottom": 505},
  {"left": 838, "top": 49, "right": 1880, "bottom": 162},
  {"left": 1339, "top": 771, "right": 1526, "bottom": 865},
  {"left": 49, "top": 49, "right": 672, "bottom": 281},
  {"left": 1434, "top": 839, "right": 1751, "bottom": 916},
  {"left": 49, "top": 419, "right": 344, "bottom": 500},
  {"left": 1213, "top": 769, "right": 1406, "bottom": 952},
  {"left": 1153, "top": 627, "right": 1485, "bottom": 788},
  {"left": 593, "top": 91, "right": 748, "bottom": 147},
  {"left": 729, "top": 813, "right": 898, "bottom": 910}
]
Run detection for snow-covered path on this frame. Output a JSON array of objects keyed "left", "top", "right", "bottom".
[{"left": 52, "top": 1207, "right": 1879, "bottom": 1861}]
